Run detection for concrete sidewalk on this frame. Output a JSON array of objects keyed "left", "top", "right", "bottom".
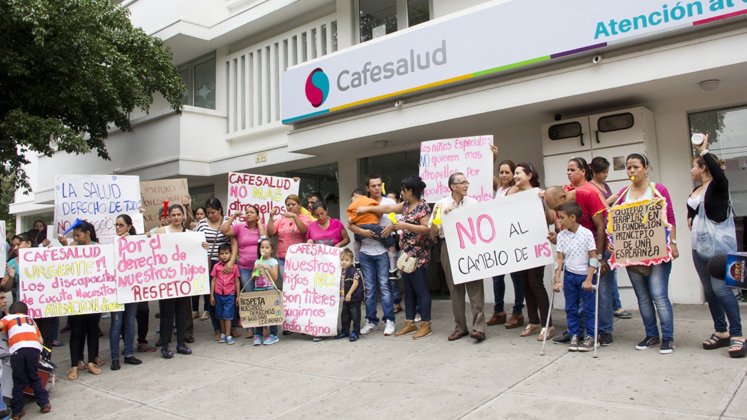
[{"left": 21, "top": 301, "right": 747, "bottom": 419}]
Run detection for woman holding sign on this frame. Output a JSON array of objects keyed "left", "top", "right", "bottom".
[
  {"left": 58, "top": 221, "right": 103, "bottom": 379},
  {"left": 306, "top": 201, "right": 350, "bottom": 248},
  {"left": 612, "top": 153, "right": 678, "bottom": 354},
  {"left": 266, "top": 194, "right": 311, "bottom": 290},
  {"left": 686, "top": 136, "right": 743, "bottom": 357},
  {"left": 510, "top": 163, "right": 556, "bottom": 341}
]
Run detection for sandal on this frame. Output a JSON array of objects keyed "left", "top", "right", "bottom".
[
  {"left": 95, "top": 357, "right": 105, "bottom": 366},
  {"left": 161, "top": 347, "right": 174, "bottom": 359},
  {"left": 77, "top": 360, "right": 86, "bottom": 371},
  {"left": 86, "top": 362, "right": 102, "bottom": 375},
  {"left": 176, "top": 344, "right": 192, "bottom": 355},
  {"left": 729, "top": 338, "right": 746, "bottom": 358},
  {"left": 519, "top": 324, "right": 541, "bottom": 337},
  {"left": 702, "top": 333, "right": 730, "bottom": 350},
  {"left": 67, "top": 367, "right": 78, "bottom": 380}
]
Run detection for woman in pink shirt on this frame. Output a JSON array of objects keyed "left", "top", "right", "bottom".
[
  {"left": 266, "top": 194, "right": 312, "bottom": 290},
  {"left": 306, "top": 201, "right": 350, "bottom": 248},
  {"left": 220, "top": 204, "right": 266, "bottom": 294}
]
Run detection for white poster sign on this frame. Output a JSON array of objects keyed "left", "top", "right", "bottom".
[
  {"left": 227, "top": 172, "right": 300, "bottom": 222},
  {"left": 442, "top": 188, "right": 553, "bottom": 284},
  {"left": 281, "top": 244, "right": 342, "bottom": 337},
  {"left": 114, "top": 232, "right": 209, "bottom": 303},
  {"left": 19, "top": 245, "right": 122, "bottom": 318},
  {"left": 420, "top": 135, "right": 494, "bottom": 203},
  {"left": 54, "top": 175, "right": 144, "bottom": 243}
]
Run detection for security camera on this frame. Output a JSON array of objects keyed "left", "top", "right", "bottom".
[{"left": 592, "top": 55, "right": 602, "bottom": 64}]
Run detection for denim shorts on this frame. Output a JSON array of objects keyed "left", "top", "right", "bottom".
[{"left": 214, "top": 294, "right": 236, "bottom": 320}]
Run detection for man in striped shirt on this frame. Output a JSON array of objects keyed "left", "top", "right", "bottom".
[{"left": 0, "top": 302, "right": 51, "bottom": 418}]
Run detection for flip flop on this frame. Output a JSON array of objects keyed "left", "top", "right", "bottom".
[
  {"left": 703, "top": 333, "right": 730, "bottom": 350},
  {"left": 67, "top": 367, "right": 78, "bottom": 380},
  {"left": 729, "top": 338, "right": 746, "bottom": 358}
]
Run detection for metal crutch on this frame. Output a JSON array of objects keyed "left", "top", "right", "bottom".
[
  {"left": 540, "top": 288, "right": 556, "bottom": 356},
  {"left": 593, "top": 266, "right": 602, "bottom": 359}
]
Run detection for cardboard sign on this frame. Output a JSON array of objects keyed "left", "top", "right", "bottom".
[
  {"left": 54, "top": 175, "right": 144, "bottom": 243},
  {"left": 607, "top": 198, "right": 671, "bottom": 269},
  {"left": 227, "top": 172, "right": 300, "bottom": 222},
  {"left": 419, "top": 136, "right": 495, "bottom": 203},
  {"left": 114, "top": 232, "right": 209, "bottom": 303},
  {"left": 18, "top": 245, "right": 122, "bottom": 318},
  {"left": 140, "top": 178, "right": 189, "bottom": 231},
  {"left": 726, "top": 253, "right": 747, "bottom": 289},
  {"left": 239, "top": 290, "right": 284, "bottom": 328},
  {"left": 442, "top": 188, "right": 553, "bottom": 284},
  {"left": 281, "top": 244, "right": 342, "bottom": 337}
]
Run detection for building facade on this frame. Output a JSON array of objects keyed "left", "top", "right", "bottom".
[{"left": 11, "top": 0, "right": 747, "bottom": 305}]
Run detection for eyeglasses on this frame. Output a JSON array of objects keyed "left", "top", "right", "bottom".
[{"left": 115, "top": 223, "right": 128, "bottom": 228}]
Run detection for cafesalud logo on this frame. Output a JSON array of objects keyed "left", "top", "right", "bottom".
[{"left": 305, "top": 68, "right": 329, "bottom": 108}]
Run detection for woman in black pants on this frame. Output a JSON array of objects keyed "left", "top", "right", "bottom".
[{"left": 59, "top": 221, "right": 103, "bottom": 380}]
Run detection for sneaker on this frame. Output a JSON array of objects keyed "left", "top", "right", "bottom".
[
  {"left": 395, "top": 321, "right": 418, "bottom": 336},
  {"left": 349, "top": 332, "right": 359, "bottom": 342},
  {"left": 226, "top": 336, "right": 236, "bottom": 345},
  {"left": 384, "top": 320, "right": 396, "bottom": 336},
  {"left": 568, "top": 334, "right": 580, "bottom": 351},
  {"left": 578, "top": 336, "right": 595, "bottom": 352},
  {"left": 413, "top": 322, "right": 432, "bottom": 340},
  {"left": 553, "top": 331, "right": 571, "bottom": 344},
  {"left": 176, "top": 344, "right": 192, "bottom": 355},
  {"left": 253, "top": 336, "right": 262, "bottom": 346},
  {"left": 360, "top": 320, "right": 378, "bottom": 335},
  {"left": 635, "top": 336, "right": 661, "bottom": 350},
  {"left": 659, "top": 339, "right": 675, "bottom": 354},
  {"left": 335, "top": 332, "right": 349, "bottom": 339},
  {"left": 598, "top": 332, "right": 613, "bottom": 346},
  {"left": 219, "top": 334, "right": 226, "bottom": 343},
  {"left": 161, "top": 346, "right": 174, "bottom": 359},
  {"left": 264, "top": 335, "right": 279, "bottom": 345},
  {"left": 614, "top": 309, "right": 633, "bottom": 319}
]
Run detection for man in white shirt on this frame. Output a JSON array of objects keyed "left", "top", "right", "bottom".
[
  {"left": 429, "top": 172, "right": 487, "bottom": 342},
  {"left": 347, "top": 175, "right": 396, "bottom": 336}
]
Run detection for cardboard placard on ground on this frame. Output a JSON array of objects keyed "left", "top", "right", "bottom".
[
  {"left": 420, "top": 135, "right": 494, "bottom": 203},
  {"left": 442, "top": 188, "right": 553, "bottom": 284},
  {"left": 18, "top": 245, "right": 123, "bottom": 318},
  {"left": 607, "top": 198, "right": 671, "bottom": 269},
  {"left": 54, "top": 175, "right": 144, "bottom": 242},
  {"left": 140, "top": 178, "right": 189, "bottom": 231},
  {"left": 114, "top": 232, "right": 209, "bottom": 303},
  {"left": 239, "top": 290, "right": 284, "bottom": 328},
  {"left": 226, "top": 172, "right": 300, "bottom": 222},
  {"left": 281, "top": 244, "right": 342, "bottom": 337}
]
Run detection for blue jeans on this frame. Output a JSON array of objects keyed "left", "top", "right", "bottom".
[
  {"left": 692, "top": 250, "right": 742, "bottom": 336},
  {"left": 391, "top": 278, "right": 401, "bottom": 304},
  {"left": 402, "top": 265, "right": 431, "bottom": 322},
  {"left": 359, "top": 252, "right": 394, "bottom": 323},
  {"left": 611, "top": 270, "right": 623, "bottom": 311},
  {"left": 239, "top": 268, "right": 255, "bottom": 293},
  {"left": 563, "top": 271, "right": 596, "bottom": 337},
  {"left": 492, "top": 273, "right": 524, "bottom": 314},
  {"left": 110, "top": 302, "right": 138, "bottom": 360},
  {"left": 597, "top": 252, "right": 615, "bottom": 334},
  {"left": 627, "top": 261, "right": 674, "bottom": 341},
  {"left": 255, "top": 325, "right": 278, "bottom": 336}
]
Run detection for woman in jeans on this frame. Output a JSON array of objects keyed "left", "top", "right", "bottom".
[
  {"left": 686, "top": 135, "right": 743, "bottom": 357},
  {"left": 613, "top": 153, "right": 679, "bottom": 354}
]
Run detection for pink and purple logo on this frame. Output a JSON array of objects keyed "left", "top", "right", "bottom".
[{"left": 305, "top": 68, "right": 329, "bottom": 108}]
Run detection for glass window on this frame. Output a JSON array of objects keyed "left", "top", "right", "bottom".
[
  {"left": 179, "top": 68, "right": 191, "bottom": 105},
  {"left": 358, "top": 0, "right": 430, "bottom": 43},
  {"left": 178, "top": 54, "right": 216, "bottom": 110},
  {"left": 689, "top": 105, "right": 747, "bottom": 250},
  {"left": 273, "top": 164, "right": 341, "bottom": 219},
  {"left": 407, "top": 0, "right": 430, "bottom": 27},
  {"left": 358, "top": 150, "right": 420, "bottom": 197}
]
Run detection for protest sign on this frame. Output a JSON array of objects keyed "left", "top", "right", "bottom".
[
  {"left": 18, "top": 245, "right": 122, "bottom": 318},
  {"left": 227, "top": 172, "right": 300, "bottom": 222},
  {"left": 239, "top": 290, "right": 284, "bottom": 328},
  {"left": 282, "top": 244, "right": 342, "bottom": 337},
  {"left": 442, "top": 188, "right": 553, "bottom": 284},
  {"left": 420, "top": 135, "right": 494, "bottom": 203},
  {"left": 114, "top": 232, "right": 209, "bottom": 303},
  {"left": 607, "top": 198, "right": 671, "bottom": 270},
  {"left": 54, "top": 175, "right": 144, "bottom": 242},
  {"left": 140, "top": 178, "right": 189, "bottom": 231},
  {"left": 0, "top": 221, "right": 5, "bottom": 276}
]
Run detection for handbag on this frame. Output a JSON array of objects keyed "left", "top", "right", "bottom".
[
  {"left": 396, "top": 252, "right": 418, "bottom": 274},
  {"left": 691, "top": 199, "right": 737, "bottom": 259}
]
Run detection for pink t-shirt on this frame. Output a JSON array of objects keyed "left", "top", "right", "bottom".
[
  {"left": 211, "top": 261, "right": 239, "bottom": 295},
  {"left": 274, "top": 214, "right": 312, "bottom": 259},
  {"left": 306, "top": 218, "right": 345, "bottom": 247},
  {"left": 232, "top": 223, "right": 260, "bottom": 269}
]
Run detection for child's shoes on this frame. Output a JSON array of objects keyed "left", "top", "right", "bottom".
[
  {"left": 264, "top": 335, "right": 279, "bottom": 345},
  {"left": 219, "top": 334, "right": 226, "bottom": 343},
  {"left": 253, "top": 335, "right": 263, "bottom": 346},
  {"left": 349, "top": 332, "right": 359, "bottom": 342},
  {"left": 226, "top": 336, "right": 236, "bottom": 345},
  {"left": 335, "top": 332, "right": 349, "bottom": 339}
]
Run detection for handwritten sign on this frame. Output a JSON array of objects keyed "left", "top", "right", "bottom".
[
  {"left": 18, "top": 245, "right": 122, "bottom": 318},
  {"left": 282, "top": 244, "right": 342, "bottom": 337},
  {"left": 442, "top": 188, "right": 553, "bottom": 284},
  {"left": 420, "top": 135, "right": 494, "bottom": 203},
  {"left": 239, "top": 290, "right": 284, "bottom": 328},
  {"left": 140, "top": 179, "right": 189, "bottom": 231},
  {"left": 54, "top": 175, "right": 144, "bottom": 242},
  {"left": 115, "top": 232, "right": 209, "bottom": 303},
  {"left": 607, "top": 198, "right": 671, "bottom": 269},
  {"left": 227, "top": 172, "right": 300, "bottom": 222}
]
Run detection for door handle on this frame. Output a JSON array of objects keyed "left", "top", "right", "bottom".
[
  {"left": 579, "top": 133, "right": 585, "bottom": 147},
  {"left": 595, "top": 130, "right": 601, "bottom": 144}
]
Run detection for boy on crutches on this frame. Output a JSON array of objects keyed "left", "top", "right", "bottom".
[{"left": 552, "top": 202, "right": 598, "bottom": 353}]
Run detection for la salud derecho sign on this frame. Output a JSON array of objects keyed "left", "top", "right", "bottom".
[{"left": 281, "top": 0, "right": 747, "bottom": 124}]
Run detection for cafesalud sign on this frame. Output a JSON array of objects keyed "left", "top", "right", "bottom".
[{"left": 281, "top": 0, "right": 747, "bottom": 124}]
